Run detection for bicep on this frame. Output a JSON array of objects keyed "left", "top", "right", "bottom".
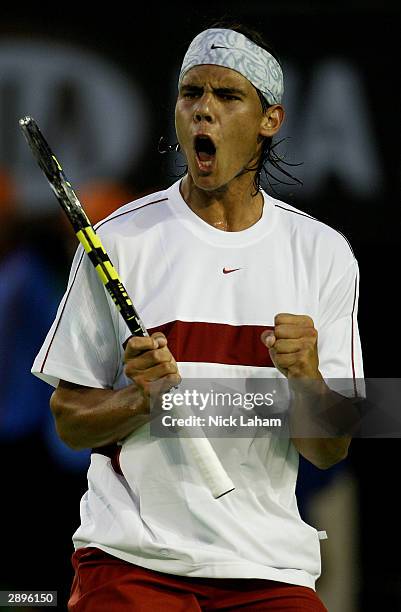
[{"left": 50, "top": 379, "right": 113, "bottom": 418}]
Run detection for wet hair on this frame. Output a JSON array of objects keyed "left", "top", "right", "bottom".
[
  {"left": 162, "top": 19, "right": 302, "bottom": 195},
  {"left": 209, "top": 20, "right": 302, "bottom": 194}
]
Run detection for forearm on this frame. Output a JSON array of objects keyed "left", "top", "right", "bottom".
[
  {"left": 50, "top": 381, "right": 149, "bottom": 450},
  {"left": 260, "top": 314, "right": 361, "bottom": 469},
  {"left": 289, "top": 378, "right": 357, "bottom": 469},
  {"left": 291, "top": 436, "right": 351, "bottom": 470}
]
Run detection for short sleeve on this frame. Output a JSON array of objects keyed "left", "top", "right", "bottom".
[
  {"left": 317, "top": 258, "right": 364, "bottom": 396},
  {"left": 31, "top": 245, "right": 121, "bottom": 389}
]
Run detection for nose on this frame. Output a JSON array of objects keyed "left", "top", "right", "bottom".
[{"left": 193, "top": 93, "right": 214, "bottom": 123}]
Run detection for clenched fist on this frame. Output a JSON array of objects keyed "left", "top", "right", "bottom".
[
  {"left": 261, "top": 313, "right": 322, "bottom": 380},
  {"left": 124, "top": 332, "right": 181, "bottom": 395}
]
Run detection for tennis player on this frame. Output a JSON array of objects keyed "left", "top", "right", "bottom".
[{"left": 32, "top": 21, "right": 363, "bottom": 611}]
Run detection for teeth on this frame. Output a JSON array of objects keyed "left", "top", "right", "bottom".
[{"left": 196, "top": 156, "right": 213, "bottom": 170}]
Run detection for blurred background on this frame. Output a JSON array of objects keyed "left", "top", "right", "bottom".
[{"left": 0, "top": 2, "right": 399, "bottom": 610}]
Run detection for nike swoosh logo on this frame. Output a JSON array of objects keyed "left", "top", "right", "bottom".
[
  {"left": 211, "top": 44, "right": 228, "bottom": 50},
  {"left": 223, "top": 267, "right": 241, "bottom": 274}
]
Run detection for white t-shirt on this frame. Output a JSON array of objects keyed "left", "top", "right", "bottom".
[{"left": 32, "top": 179, "right": 363, "bottom": 590}]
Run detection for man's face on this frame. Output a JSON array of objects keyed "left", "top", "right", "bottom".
[{"left": 175, "top": 65, "right": 267, "bottom": 192}]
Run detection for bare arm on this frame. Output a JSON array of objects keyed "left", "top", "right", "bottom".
[
  {"left": 50, "top": 332, "right": 181, "bottom": 450},
  {"left": 50, "top": 380, "right": 149, "bottom": 450},
  {"left": 261, "top": 315, "right": 352, "bottom": 470},
  {"left": 287, "top": 380, "right": 352, "bottom": 470}
]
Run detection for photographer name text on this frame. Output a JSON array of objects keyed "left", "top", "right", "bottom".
[{"left": 161, "top": 414, "right": 282, "bottom": 428}]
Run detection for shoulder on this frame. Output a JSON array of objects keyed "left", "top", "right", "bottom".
[
  {"left": 267, "top": 192, "right": 356, "bottom": 264},
  {"left": 93, "top": 187, "right": 171, "bottom": 238}
]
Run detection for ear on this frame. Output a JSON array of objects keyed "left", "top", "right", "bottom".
[{"left": 260, "top": 105, "right": 285, "bottom": 138}]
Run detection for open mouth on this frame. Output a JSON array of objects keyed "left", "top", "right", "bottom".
[{"left": 194, "top": 135, "right": 216, "bottom": 169}]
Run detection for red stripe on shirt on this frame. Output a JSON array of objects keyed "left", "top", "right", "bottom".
[
  {"left": 148, "top": 320, "right": 274, "bottom": 368},
  {"left": 95, "top": 322, "right": 274, "bottom": 464}
]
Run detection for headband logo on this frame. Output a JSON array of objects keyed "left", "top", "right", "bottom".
[{"left": 179, "top": 28, "right": 284, "bottom": 105}]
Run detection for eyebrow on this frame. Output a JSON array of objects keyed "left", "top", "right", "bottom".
[{"left": 180, "top": 84, "right": 247, "bottom": 96}]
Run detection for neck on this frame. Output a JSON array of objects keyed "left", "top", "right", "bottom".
[{"left": 180, "top": 174, "right": 263, "bottom": 232}]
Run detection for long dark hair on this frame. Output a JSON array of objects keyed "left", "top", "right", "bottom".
[{"left": 161, "top": 20, "right": 302, "bottom": 195}]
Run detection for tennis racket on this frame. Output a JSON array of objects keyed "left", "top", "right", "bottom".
[{"left": 19, "top": 116, "right": 235, "bottom": 499}]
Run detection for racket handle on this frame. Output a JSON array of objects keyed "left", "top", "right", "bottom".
[
  {"left": 170, "top": 402, "right": 235, "bottom": 498},
  {"left": 183, "top": 436, "right": 235, "bottom": 498}
]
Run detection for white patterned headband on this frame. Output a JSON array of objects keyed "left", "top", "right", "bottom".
[{"left": 178, "top": 28, "right": 284, "bottom": 105}]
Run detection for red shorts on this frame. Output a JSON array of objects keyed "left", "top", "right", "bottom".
[{"left": 68, "top": 547, "right": 327, "bottom": 611}]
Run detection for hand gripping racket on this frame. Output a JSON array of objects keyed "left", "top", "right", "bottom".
[{"left": 20, "top": 116, "right": 235, "bottom": 499}]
